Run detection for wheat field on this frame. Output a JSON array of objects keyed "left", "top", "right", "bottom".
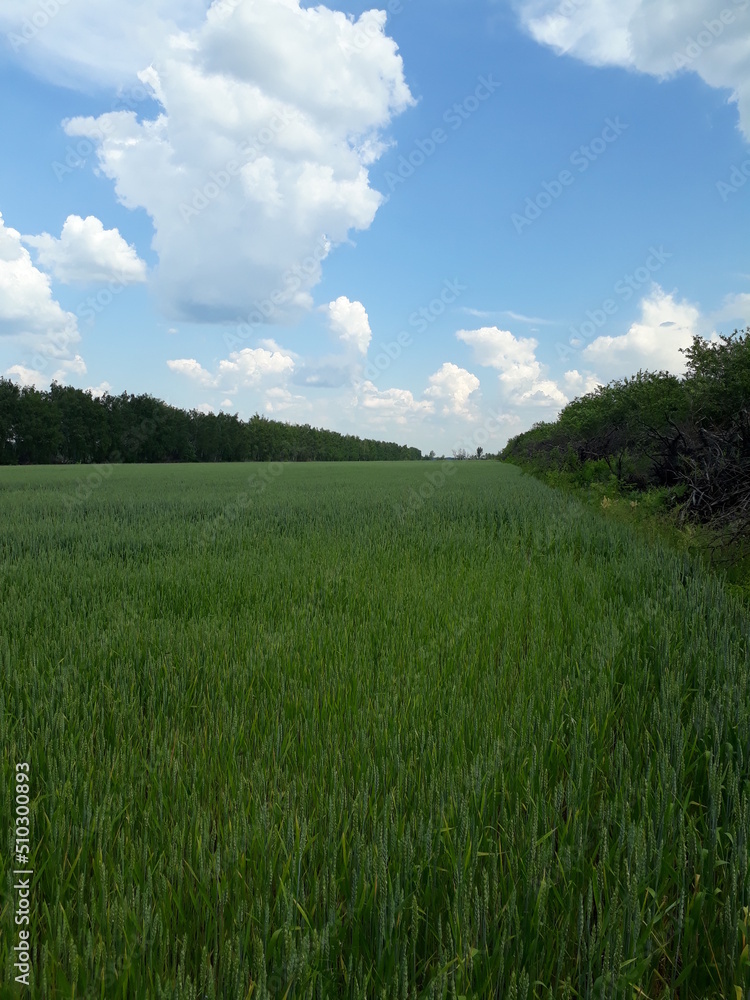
[{"left": 1, "top": 462, "right": 748, "bottom": 998}]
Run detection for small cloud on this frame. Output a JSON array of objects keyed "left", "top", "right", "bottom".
[
  {"left": 86, "top": 380, "right": 113, "bottom": 398},
  {"left": 357, "top": 380, "right": 434, "bottom": 424},
  {"left": 424, "top": 362, "right": 480, "bottom": 418},
  {"left": 167, "top": 357, "right": 216, "bottom": 386},
  {"left": 502, "top": 310, "right": 556, "bottom": 326},
  {"left": 326, "top": 296, "right": 372, "bottom": 355}
]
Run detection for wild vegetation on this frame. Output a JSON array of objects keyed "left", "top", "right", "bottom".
[
  {"left": 0, "top": 380, "right": 422, "bottom": 464},
  {"left": 502, "top": 329, "right": 750, "bottom": 564},
  {"left": 1, "top": 462, "right": 749, "bottom": 998}
]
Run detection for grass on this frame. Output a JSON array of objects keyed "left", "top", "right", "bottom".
[{"left": 1, "top": 461, "right": 749, "bottom": 998}]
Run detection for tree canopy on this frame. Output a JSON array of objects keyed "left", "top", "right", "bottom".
[{"left": 0, "top": 380, "right": 422, "bottom": 465}]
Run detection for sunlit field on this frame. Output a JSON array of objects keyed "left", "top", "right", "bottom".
[{"left": 1, "top": 462, "right": 749, "bottom": 998}]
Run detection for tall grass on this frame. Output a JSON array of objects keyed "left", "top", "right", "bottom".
[{"left": 1, "top": 462, "right": 748, "bottom": 998}]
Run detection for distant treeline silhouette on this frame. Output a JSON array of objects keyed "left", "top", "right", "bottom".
[
  {"left": 502, "top": 329, "right": 750, "bottom": 551},
  {"left": 0, "top": 380, "right": 422, "bottom": 464}
]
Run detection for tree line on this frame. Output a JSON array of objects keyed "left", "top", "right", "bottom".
[
  {"left": 0, "top": 380, "right": 422, "bottom": 464},
  {"left": 502, "top": 329, "right": 750, "bottom": 550}
]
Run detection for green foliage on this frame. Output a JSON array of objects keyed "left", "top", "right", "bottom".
[
  {"left": 503, "top": 329, "right": 750, "bottom": 548},
  {"left": 0, "top": 380, "right": 422, "bottom": 465},
  {"left": 1, "top": 462, "right": 749, "bottom": 998}
]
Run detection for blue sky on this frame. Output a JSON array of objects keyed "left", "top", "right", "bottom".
[{"left": 0, "top": 0, "right": 749, "bottom": 455}]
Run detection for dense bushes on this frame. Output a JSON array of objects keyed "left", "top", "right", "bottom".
[
  {"left": 502, "top": 329, "right": 750, "bottom": 550},
  {"left": 0, "top": 380, "right": 422, "bottom": 464}
]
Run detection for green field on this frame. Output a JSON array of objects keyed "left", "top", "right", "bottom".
[{"left": 1, "top": 462, "right": 749, "bottom": 998}]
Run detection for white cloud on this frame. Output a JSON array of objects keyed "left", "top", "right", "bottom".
[
  {"left": 518, "top": 0, "right": 750, "bottom": 138},
  {"left": 326, "top": 296, "right": 372, "bottom": 354},
  {"left": 22, "top": 215, "right": 147, "bottom": 285},
  {"left": 357, "top": 380, "right": 434, "bottom": 424},
  {"left": 563, "top": 368, "right": 601, "bottom": 396},
  {"left": 583, "top": 285, "right": 702, "bottom": 378},
  {"left": 6, "top": 355, "right": 87, "bottom": 389},
  {"left": 168, "top": 345, "right": 295, "bottom": 390},
  {"left": 61, "top": 0, "right": 413, "bottom": 323},
  {"left": 424, "top": 363, "right": 480, "bottom": 418},
  {"left": 457, "top": 325, "right": 539, "bottom": 370},
  {"left": 218, "top": 347, "right": 295, "bottom": 386},
  {"left": 0, "top": 211, "right": 80, "bottom": 363},
  {"left": 167, "top": 357, "right": 216, "bottom": 385},
  {"left": 86, "top": 380, "right": 113, "bottom": 398},
  {"left": 264, "top": 386, "right": 309, "bottom": 414},
  {"left": 457, "top": 324, "right": 567, "bottom": 407},
  {"left": 709, "top": 290, "right": 750, "bottom": 326}
]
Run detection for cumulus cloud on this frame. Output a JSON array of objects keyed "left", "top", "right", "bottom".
[
  {"left": 563, "top": 368, "right": 601, "bottom": 396},
  {"left": 0, "top": 211, "right": 80, "bottom": 365},
  {"left": 583, "top": 285, "right": 702, "bottom": 379},
  {"left": 709, "top": 290, "right": 750, "bottom": 326},
  {"left": 456, "top": 325, "right": 539, "bottom": 371},
  {"left": 457, "top": 325, "right": 567, "bottom": 407},
  {"left": 357, "top": 380, "right": 434, "bottom": 424},
  {"left": 6, "top": 356, "right": 87, "bottom": 389},
  {"left": 326, "top": 296, "right": 372, "bottom": 354},
  {"left": 22, "top": 215, "right": 147, "bottom": 284},
  {"left": 424, "top": 363, "right": 480, "bottom": 418},
  {"left": 86, "top": 381, "right": 113, "bottom": 398},
  {"left": 264, "top": 386, "right": 310, "bottom": 414},
  {"left": 168, "top": 345, "right": 295, "bottom": 390},
  {"left": 218, "top": 346, "right": 295, "bottom": 386},
  {"left": 167, "top": 357, "right": 216, "bottom": 386},
  {"left": 61, "top": 0, "right": 413, "bottom": 323},
  {"left": 518, "top": 0, "right": 750, "bottom": 137}
]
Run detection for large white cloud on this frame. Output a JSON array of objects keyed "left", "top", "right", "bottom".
[
  {"left": 22, "top": 215, "right": 147, "bottom": 284},
  {"left": 518, "top": 0, "right": 750, "bottom": 138},
  {"left": 582, "top": 284, "right": 702, "bottom": 379},
  {"left": 327, "top": 296, "right": 372, "bottom": 354},
  {"left": 424, "top": 362, "right": 480, "bottom": 418},
  {"left": 457, "top": 325, "right": 568, "bottom": 407},
  {"left": 61, "top": 0, "right": 413, "bottom": 323},
  {"left": 0, "top": 211, "right": 81, "bottom": 372}
]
